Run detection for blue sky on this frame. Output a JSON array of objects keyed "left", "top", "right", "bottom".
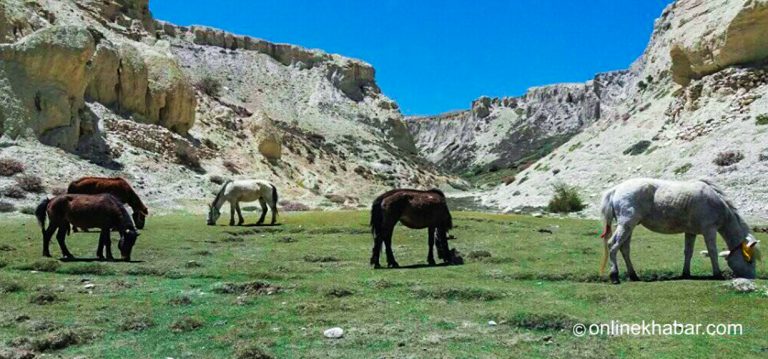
[{"left": 151, "top": 1, "right": 672, "bottom": 115}]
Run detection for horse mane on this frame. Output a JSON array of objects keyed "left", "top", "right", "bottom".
[
  {"left": 211, "top": 180, "right": 233, "bottom": 208},
  {"left": 699, "top": 179, "right": 750, "bottom": 233},
  {"left": 427, "top": 188, "right": 446, "bottom": 198},
  {"left": 106, "top": 194, "right": 136, "bottom": 230}
]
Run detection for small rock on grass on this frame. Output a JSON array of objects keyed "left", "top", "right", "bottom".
[
  {"left": 488, "top": 320, "right": 497, "bottom": 326},
  {"left": 723, "top": 278, "right": 756, "bottom": 293},
  {"left": 323, "top": 327, "right": 344, "bottom": 339}
]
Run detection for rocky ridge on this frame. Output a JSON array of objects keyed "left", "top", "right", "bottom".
[
  {"left": 408, "top": 0, "right": 768, "bottom": 219},
  {"left": 0, "top": 0, "right": 444, "bottom": 214}
]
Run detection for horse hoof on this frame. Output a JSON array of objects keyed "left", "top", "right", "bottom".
[
  {"left": 628, "top": 274, "right": 640, "bottom": 282},
  {"left": 609, "top": 273, "right": 620, "bottom": 284},
  {"left": 372, "top": 263, "right": 381, "bottom": 269},
  {"left": 427, "top": 260, "right": 436, "bottom": 266},
  {"left": 388, "top": 262, "right": 399, "bottom": 268}
]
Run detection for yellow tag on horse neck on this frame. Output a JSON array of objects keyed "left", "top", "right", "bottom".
[{"left": 742, "top": 243, "right": 753, "bottom": 263}]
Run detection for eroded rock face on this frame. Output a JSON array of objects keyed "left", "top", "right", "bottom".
[
  {"left": 0, "top": 26, "right": 95, "bottom": 150},
  {"left": 407, "top": 75, "right": 615, "bottom": 173},
  {"left": 0, "top": 0, "right": 196, "bottom": 150},
  {"left": 669, "top": 0, "right": 768, "bottom": 85},
  {"left": 156, "top": 22, "right": 380, "bottom": 102}
]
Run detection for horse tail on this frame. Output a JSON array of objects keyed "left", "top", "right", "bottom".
[
  {"left": 270, "top": 184, "right": 279, "bottom": 218},
  {"left": 370, "top": 194, "right": 385, "bottom": 238},
  {"left": 35, "top": 197, "right": 50, "bottom": 230},
  {"left": 599, "top": 188, "right": 616, "bottom": 274}
]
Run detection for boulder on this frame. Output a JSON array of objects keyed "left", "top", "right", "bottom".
[
  {"left": 249, "top": 113, "right": 282, "bottom": 162},
  {"left": 670, "top": 0, "right": 768, "bottom": 85}
]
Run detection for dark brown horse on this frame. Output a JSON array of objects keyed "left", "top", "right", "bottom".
[
  {"left": 35, "top": 194, "right": 140, "bottom": 261},
  {"left": 67, "top": 177, "right": 148, "bottom": 229},
  {"left": 370, "top": 188, "right": 461, "bottom": 268}
]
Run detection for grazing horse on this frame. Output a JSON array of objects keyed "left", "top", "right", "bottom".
[
  {"left": 207, "top": 179, "right": 279, "bottom": 226},
  {"left": 35, "top": 194, "right": 140, "bottom": 261},
  {"left": 369, "top": 188, "right": 461, "bottom": 268},
  {"left": 600, "top": 178, "right": 760, "bottom": 284},
  {"left": 67, "top": 177, "right": 149, "bottom": 229}
]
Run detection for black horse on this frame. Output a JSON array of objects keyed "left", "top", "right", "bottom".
[{"left": 369, "top": 188, "right": 461, "bottom": 268}]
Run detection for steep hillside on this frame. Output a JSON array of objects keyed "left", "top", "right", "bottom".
[
  {"left": 0, "top": 0, "right": 445, "bottom": 214},
  {"left": 408, "top": 0, "right": 768, "bottom": 219}
]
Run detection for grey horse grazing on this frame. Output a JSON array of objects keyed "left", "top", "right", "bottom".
[
  {"left": 207, "top": 179, "right": 278, "bottom": 226},
  {"left": 600, "top": 178, "right": 760, "bottom": 284}
]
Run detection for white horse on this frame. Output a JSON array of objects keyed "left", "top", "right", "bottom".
[
  {"left": 207, "top": 179, "right": 279, "bottom": 226},
  {"left": 600, "top": 178, "right": 760, "bottom": 284}
]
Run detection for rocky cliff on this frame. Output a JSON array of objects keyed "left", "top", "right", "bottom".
[
  {"left": 408, "top": 0, "right": 768, "bottom": 219},
  {"left": 0, "top": 0, "right": 443, "bottom": 213}
]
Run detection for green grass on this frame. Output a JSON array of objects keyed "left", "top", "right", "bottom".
[{"left": 1, "top": 212, "right": 767, "bottom": 358}]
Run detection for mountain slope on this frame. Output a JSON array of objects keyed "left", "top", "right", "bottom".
[
  {"left": 407, "top": 0, "right": 768, "bottom": 219},
  {"left": 0, "top": 0, "right": 445, "bottom": 213}
]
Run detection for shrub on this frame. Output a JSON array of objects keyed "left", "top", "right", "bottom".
[
  {"left": 0, "top": 201, "right": 15, "bottom": 212},
  {"left": 0, "top": 158, "right": 24, "bottom": 176},
  {"left": 502, "top": 176, "right": 516, "bottom": 186},
  {"left": 2, "top": 185, "right": 26, "bottom": 199},
  {"left": 209, "top": 175, "right": 227, "bottom": 184},
  {"left": 623, "top": 140, "right": 651, "bottom": 156},
  {"left": 547, "top": 183, "right": 586, "bottom": 213},
  {"left": 15, "top": 174, "right": 44, "bottom": 193},
  {"left": 673, "top": 163, "right": 693, "bottom": 175},
  {"left": 196, "top": 75, "right": 221, "bottom": 97},
  {"left": 713, "top": 151, "right": 744, "bottom": 166},
  {"left": 756, "top": 114, "right": 768, "bottom": 126}
]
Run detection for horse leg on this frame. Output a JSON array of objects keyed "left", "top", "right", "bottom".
[
  {"left": 229, "top": 201, "right": 236, "bottom": 226},
  {"left": 235, "top": 202, "right": 245, "bottom": 226},
  {"left": 435, "top": 227, "right": 451, "bottom": 262},
  {"left": 268, "top": 200, "right": 277, "bottom": 225},
  {"left": 42, "top": 223, "right": 56, "bottom": 257},
  {"left": 682, "top": 233, "right": 696, "bottom": 278},
  {"left": 608, "top": 224, "right": 633, "bottom": 284},
  {"left": 370, "top": 227, "right": 384, "bottom": 269},
  {"left": 256, "top": 198, "right": 267, "bottom": 225},
  {"left": 427, "top": 227, "right": 436, "bottom": 266},
  {"left": 703, "top": 229, "right": 723, "bottom": 279},
  {"left": 56, "top": 224, "right": 74, "bottom": 259},
  {"left": 383, "top": 222, "right": 399, "bottom": 268},
  {"left": 103, "top": 228, "right": 114, "bottom": 261},
  {"left": 619, "top": 234, "right": 639, "bottom": 281},
  {"left": 96, "top": 229, "right": 105, "bottom": 260}
]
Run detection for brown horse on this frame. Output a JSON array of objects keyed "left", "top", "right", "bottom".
[
  {"left": 35, "top": 194, "right": 140, "bottom": 261},
  {"left": 369, "top": 188, "right": 461, "bottom": 268},
  {"left": 67, "top": 177, "right": 148, "bottom": 229}
]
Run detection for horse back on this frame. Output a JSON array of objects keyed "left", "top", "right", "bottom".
[
  {"left": 68, "top": 177, "right": 137, "bottom": 205},
  {"left": 47, "top": 194, "right": 126, "bottom": 228}
]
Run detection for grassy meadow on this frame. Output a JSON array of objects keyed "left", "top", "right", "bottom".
[{"left": 1, "top": 211, "right": 767, "bottom": 358}]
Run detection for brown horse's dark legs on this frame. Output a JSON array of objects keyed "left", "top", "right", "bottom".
[
  {"left": 97, "top": 228, "right": 113, "bottom": 260},
  {"left": 383, "top": 226, "right": 399, "bottom": 268},
  {"left": 55, "top": 225, "right": 74, "bottom": 259},
  {"left": 435, "top": 227, "right": 451, "bottom": 262},
  {"left": 370, "top": 235, "right": 383, "bottom": 268},
  {"left": 427, "top": 227, "right": 436, "bottom": 265},
  {"left": 42, "top": 223, "right": 56, "bottom": 257}
]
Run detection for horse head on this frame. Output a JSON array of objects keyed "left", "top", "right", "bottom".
[
  {"left": 133, "top": 209, "right": 148, "bottom": 230},
  {"left": 207, "top": 203, "right": 221, "bottom": 225},
  {"left": 721, "top": 235, "right": 760, "bottom": 279},
  {"left": 118, "top": 229, "right": 140, "bottom": 262}
]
